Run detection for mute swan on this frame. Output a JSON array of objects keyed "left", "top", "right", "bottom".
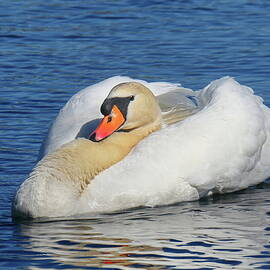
[{"left": 13, "top": 76, "right": 270, "bottom": 219}]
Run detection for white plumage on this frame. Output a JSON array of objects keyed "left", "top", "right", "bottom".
[{"left": 14, "top": 76, "right": 270, "bottom": 218}]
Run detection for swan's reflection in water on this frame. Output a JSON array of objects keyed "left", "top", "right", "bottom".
[
  {"left": 18, "top": 216, "right": 166, "bottom": 269},
  {"left": 16, "top": 188, "right": 270, "bottom": 269}
]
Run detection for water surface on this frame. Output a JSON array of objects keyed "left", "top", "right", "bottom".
[{"left": 1, "top": 0, "right": 270, "bottom": 269}]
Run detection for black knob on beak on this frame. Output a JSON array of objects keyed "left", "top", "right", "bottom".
[{"left": 100, "top": 99, "right": 113, "bottom": 116}]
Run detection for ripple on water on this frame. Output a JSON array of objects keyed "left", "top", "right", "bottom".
[
  {"left": 0, "top": 193, "right": 266, "bottom": 269},
  {"left": 1, "top": 0, "right": 270, "bottom": 269}
]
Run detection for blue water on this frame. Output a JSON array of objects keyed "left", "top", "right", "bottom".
[{"left": 1, "top": 0, "right": 270, "bottom": 269}]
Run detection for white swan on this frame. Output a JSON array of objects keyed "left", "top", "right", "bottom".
[{"left": 13, "top": 76, "right": 270, "bottom": 219}]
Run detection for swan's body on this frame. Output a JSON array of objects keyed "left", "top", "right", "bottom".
[{"left": 13, "top": 76, "right": 270, "bottom": 219}]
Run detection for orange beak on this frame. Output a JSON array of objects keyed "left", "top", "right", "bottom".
[{"left": 90, "top": 105, "right": 125, "bottom": 142}]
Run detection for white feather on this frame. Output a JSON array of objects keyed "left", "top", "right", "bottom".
[{"left": 16, "top": 76, "right": 270, "bottom": 217}]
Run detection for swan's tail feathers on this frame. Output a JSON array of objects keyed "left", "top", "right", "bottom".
[{"left": 156, "top": 88, "right": 199, "bottom": 125}]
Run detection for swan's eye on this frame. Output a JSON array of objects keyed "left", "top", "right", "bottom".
[
  {"left": 107, "top": 116, "right": 112, "bottom": 123},
  {"left": 130, "top": 95, "right": 135, "bottom": 101}
]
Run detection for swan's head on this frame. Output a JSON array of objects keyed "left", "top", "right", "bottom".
[{"left": 90, "top": 82, "right": 162, "bottom": 142}]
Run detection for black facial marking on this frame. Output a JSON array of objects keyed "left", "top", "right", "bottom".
[
  {"left": 100, "top": 96, "right": 134, "bottom": 118},
  {"left": 89, "top": 132, "right": 98, "bottom": 142},
  {"left": 100, "top": 98, "right": 113, "bottom": 116}
]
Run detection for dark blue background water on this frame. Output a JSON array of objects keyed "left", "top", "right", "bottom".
[{"left": 1, "top": 1, "right": 270, "bottom": 269}]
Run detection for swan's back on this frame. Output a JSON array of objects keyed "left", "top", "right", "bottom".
[
  {"left": 188, "top": 77, "right": 270, "bottom": 192},
  {"left": 82, "top": 77, "right": 270, "bottom": 212}
]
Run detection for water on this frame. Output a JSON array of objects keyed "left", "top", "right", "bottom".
[{"left": 1, "top": 0, "right": 270, "bottom": 269}]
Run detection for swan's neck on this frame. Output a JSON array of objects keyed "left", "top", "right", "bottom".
[{"left": 35, "top": 120, "right": 161, "bottom": 193}]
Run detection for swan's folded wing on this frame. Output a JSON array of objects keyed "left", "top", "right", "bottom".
[
  {"left": 157, "top": 88, "right": 200, "bottom": 125},
  {"left": 184, "top": 77, "right": 270, "bottom": 193}
]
